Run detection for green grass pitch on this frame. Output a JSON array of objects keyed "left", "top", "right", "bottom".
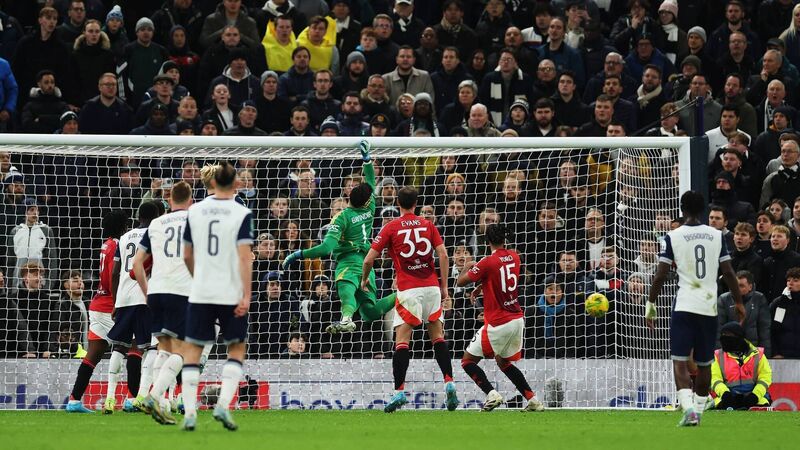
[{"left": 2, "top": 409, "right": 798, "bottom": 450}]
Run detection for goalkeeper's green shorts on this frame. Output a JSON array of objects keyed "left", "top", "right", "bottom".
[{"left": 334, "top": 261, "right": 377, "bottom": 305}]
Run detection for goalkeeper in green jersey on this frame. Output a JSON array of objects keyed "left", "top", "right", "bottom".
[{"left": 282, "top": 140, "right": 396, "bottom": 334}]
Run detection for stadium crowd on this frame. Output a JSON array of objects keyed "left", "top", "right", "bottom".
[{"left": 0, "top": 0, "right": 800, "bottom": 361}]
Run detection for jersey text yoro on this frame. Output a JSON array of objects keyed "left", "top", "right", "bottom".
[{"left": 467, "top": 248, "right": 523, "bottom": 326}]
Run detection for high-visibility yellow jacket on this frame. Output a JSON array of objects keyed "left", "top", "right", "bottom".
[
  {"left": 711, "top": 344, "right": 772, "bottom": 406},
  {"left": 262, "top": 19, "right": 297, "bottom": 73}
]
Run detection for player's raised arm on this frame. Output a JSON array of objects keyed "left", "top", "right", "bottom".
[
  {"left": 456, "top": 260, "right": 477, "bottom": 287},
  {"left": 359, "top": 139, "right": 375, "bottom": 188}
]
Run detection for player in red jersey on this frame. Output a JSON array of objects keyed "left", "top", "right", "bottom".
[
  {"left": 361, "top": 186, "right": 459, "bottom": 413},
  {"left": 456, "top": 223, "right": 544, "bottom": 412},
  {"left": 66, "top": 210, "right": 129, "bottom": 413}
]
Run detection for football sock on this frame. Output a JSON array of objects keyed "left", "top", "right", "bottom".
[
  {"left": 106, "top": 351, "right": 124, "bottom": 401},
  {"left": 181, "top": 364, "right": 200, "bottom": 418},
  {"left": 677, "top": 388, "right": 694, "bottom": 411},
  {"left": 376, "top": 292, "right": 397, "bottom": 315},
  {"left": 337, "top": 282, "right": 358, "bottom": 318},
  {"left": 693, "top": 393, "right": 708, "bottom": 414},
  {"left": 168, "top": 380, "right": 177, "bottom": 403},
  {"left": 500, "top": 362, "right": 534, "bottom": 400},
  {"left": 70, "top": 358, "right": 96, "bottom": 401},
  {"left": 126, "top": 351, "right": 142, "bottom": 397},
  {"left": 218, "top": 359, "right": 244, "bottom": 410},
  {"left": 152, "top": 350, "right": 171, "bottom": 381},
  {"left": 461, "top": 360, "right": 494, "bottom": 395},
  {"left": 432, "top": 339, "right": 453, "bottom": 383},
  {"left": 137, "top": 350, "right": 156, "bottom": 398},
  {"left": 393, "top": 343, "right": 410, "bottom": 391},
  {"left": 151, "top": 354, "right": 183, "bottom": 399}
]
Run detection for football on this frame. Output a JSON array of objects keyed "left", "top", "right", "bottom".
[{"left": 585, "top": 293, "right": 609, "bottom": 318}]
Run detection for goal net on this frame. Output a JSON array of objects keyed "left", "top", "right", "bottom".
[{"left": 0, "top": 135, "right": 691, "bottom": 410}]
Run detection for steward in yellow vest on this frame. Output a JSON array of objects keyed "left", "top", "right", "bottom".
[
  {"left": 711, "top": 321, "right": 772, "bottom": 409},
  {"left": 297, "top": 15, "right": 339, "bottom": 73}
]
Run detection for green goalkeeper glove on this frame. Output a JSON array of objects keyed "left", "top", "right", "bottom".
[
  {"left": 359, "top": 140, "right": 371, "bottom": 162},
  {"left": 282, "top": 250, "right": 303, "bottom": 269},
  {"left": 644, "top": 301, "right": 657, "bottom": 321}
]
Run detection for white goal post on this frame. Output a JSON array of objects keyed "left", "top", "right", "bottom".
[{"left": 0, "top": 134, "right": 692, "bottom": 410}]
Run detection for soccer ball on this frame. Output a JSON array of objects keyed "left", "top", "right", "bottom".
[{"left": 585, "top": 293, "right": 609, "bottom": 318}]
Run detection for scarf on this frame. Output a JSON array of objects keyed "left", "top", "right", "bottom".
[
  {"left": 765, "top": 101, "right": 784, "bottom": 133},
  {"left": 636, "top": 83, "right": 662, "bottom": 108},
  {"left": 440, "top": 17, "right": 461, "bottom": 34},
  {"left": 263, "top": 0, "right": 292, "bottom": 16},
  {"left": 395, "top": 13, "right": 412, "bottom": 33},
  {"left": 536, "top": 296, "right": 566, "bottom": 339},
  {"left": 409, "top": 116, "right": 440, "bottom": 137},
  {"left": 335, "top": 16, "right": 350, "bottom": 34}
]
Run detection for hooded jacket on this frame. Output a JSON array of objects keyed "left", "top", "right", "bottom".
[{"left": 72, "top": 31, "right": 115, "bottom": 104}]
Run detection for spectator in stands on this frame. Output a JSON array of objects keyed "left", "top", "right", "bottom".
[
  {"left": 709, "top": 144, "right": 759, "bottom": 208},
  {"left": 728, "top": 222, "right": 764, "bottom": 283},
  {"left": 122, "top": 18, "right": 169, "bottom": 107},
  {"left": 200, "top": 0, "right": 258, "bottom": 51},
  {"left": 438, "top": 79, "right": 475, "bottom": 136},
  {"left": 499, "top": 99, "right": 531, "bottom": 137},
  {"left": 430, "top": 47, "right": 471, "bottom": 117},
  {"left": 170, "top": 96, "right": 200, "bottom": 133},
  {"left": 755, "top": 106, "right": 795, "bottom": 164},
  {"left": 707, "top": 206, "right": 735, "bottom": 251},
  {"left": 382, "top": 45, "right": 434, "bottom": 109},
  {"left": 136, "top": 74, "right": 180, "bottom": 126},
  {"left": 337, "top": 92, "right": 369, "bottom": 137},
  {"left": 14, "top": 262, "right": 57, "bottom": 357},
  {"left": 589, "top": 245, "right": 627, "bottom": 294},
  {"left": 202, "top": 83, "right": 239, "bottom": 133},
  {"left": 280, "top": 332, "right": 309, "bottom": 359},
  {"left": 707, "top": 0, "right": 760, "bottom": 62},
  {"left": 599, "top": 74, "right": 636, "bottom": 134},
  {"left": 0, "top": 56, "right": 16, "bottom": 133},
  {"left": 197, "top": 25, "right": 248, "bottom": 99},
  {"left": 102, "top": 5, "right": 127, "bottom": 61},
  {"left": 394, "top": 92, "right": 438, "bottom": 137},
  {"left": 288, "top": 168, "right": 328, "bottom": 235},
  {"left": 718, "top": 270, "right": 771, "bottom": 354},
  {"left": 71, "top": 19, "right": 115, "bottom": 106},
  {"left": 527, "top": 279, "right": 575, "bottom": 358},
  {"left": 437, "top": 196, "right": 472, "bottom": 249},
  {"left": 56, "top": 269, "right": 88, "bottom": 350},
  {"left": 583, "top": 52, "right": 636, "bottom": 105},
  {"left": 261, "top": 15, "right": 297, "bottom": 75},
  {"left": 466, "top": 103, "right": 500, "bottom": 137},
  {"left": 55, "top": 1, "right": 87, "bottom": 47},
  {"left": 706, "top": 106, "right": 752, "bottom": 163},
  {"left": 676, "top": 74, "right": 721, "bottom": 136},
  {"left": 301, "top": 69, "right": 340, "bottom": 131},
  {"left": 0, "top": 271, "right": 34, "bottom": 357},
  {"left": 414, "top": 26, "right": 442, "bottom": 75},
  {"left": 710, "top": 171, "right": 756, "bottom": 231},
  {"left": 770, "top": 267, "right": 800, "bottom": 359},
  {"left": 206, "top": 48, "right": 260, "bottom": 108},
  {"left": 329, "top": 1, "right": 360, "bottom": 60},
  {"left": 539, "top": 16, "right": 585, "bottom": 89},
  {"left": 371, "top": 14, "right": 400, "bottom": 65},
  {"left": 778, "top": 3, "right": 800, "bottom": 69},
  {"left": 645, "top": 102, "right": 680, "bottom": 136},
  {"left": 433, "top": 0, "right": 478, "bottom": 63},
  {"left": 609, "top": 0, "right": 662, "bottom": 55},
  {"left": 284, "top": 105, "right": 316, "bottom": 137},
  {"left": 576, "top": 94, "right": 614, "bottom": 137},
  {"left": 130, "top": 102, "right": 174, "bottom": 136},
  {"left": 488, "top": 26, "right": 539, "bottom": 77},
  {"left": 224, "top": 100, "right": 266, "bottom": 136},
  {"left": 152, "top": 0, "right": 204, "bottom": 50},
  {"left": 21, "top": 70, "right": 67, "bottom": 135},
  {"left": 78, "top": 73, "right": 133, "bottom": 135},
  {"left": 632, "top": 64, "right": 666, "bottom": 130},
  {"left": 475, "top": 0, "right": 511, "bottom": 54},
  {"left": 333, "top": 51, "right": 367, "bottom": 99},
  {"left": 762, "top": 225, "right": 800, "bottom": 301},
  {"left": 255, "top": 0, "right": 306, "bottom": 37},
  {"left": 0, "top": 9, "right": 24, "bottom": 61},
  {"left": 298, "top": 15, "right": 339, "bottom": 74},
  {"left": 756, "top": 80, "right": 789, "bottom": 135},
  {"left": 107, "top": 164, "right": 144, "bottom": 217},
  {"left": 550, "top": 70, "right": 587, "bottom": 130},
  {"left": 718, "top": 73, "right": 757, "bottom": 138},
  {"left": 359, "top": 74, "right": 390, "bottom": 120},
  {"left": 298, "top": 274, "right": 338, "bottom": 358},
  {"left": 8, "top": 199, "right": 58, "bottom": 291},
  {"left": 624, "top": 32, "right": 675, "bottom": 86},
  {"left": 1, "top": 168, "right": 29, "bottom": 237},
  {"left": 533, "top": 59, "right": 558, "bottom": 100},
  {"left": 255, "top": 71, "right": 291, "bottom": 134},
  {"left": 199, "top": 118, "right": 219, "bottom": 135},
  {"left": 12, "top": 7, "right": 70, "bottom": 109},
  {"left": 761, "top": 139, "right": 800, "bottom": 207},
  {"left": 278, "top": 47, "right": 314, "bottom": 104},
  {"left": 251, "top": 271, "right": 299, "bottom": 358},
  {"left": 755, "top": 211, "right": 775, "bottom": 257},
  {"left": 528, "top": 98, "right": 556, "bottom": 138}
]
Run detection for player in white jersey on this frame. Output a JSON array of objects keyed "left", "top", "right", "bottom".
[
  {"left": 647, "top": 190, "right": 745, "bottom": 427},
  {"left": 133, "top": 182, "right": 194, "bottom": 425},
  {"left": 103, "top": 202, "right": 162, "bottom": 414},
  {"left": 180, "top": 161, "right": 253, "bottom": 431}
]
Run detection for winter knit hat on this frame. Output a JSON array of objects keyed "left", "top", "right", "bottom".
[
  {"left": 60, "top": 111, "right": 78, "bottom": 127},
  {"left": 260, "top": 70, "right": 279, "bottom": 86},
  {"left": 346, "top": 51, "right": 366, "bottom": 67},
  {"left": 414, "top": 92, "right": 433, "bottom": 104},
  {"left": 136, "top": 17, "right": 154, "bottom": 32},
  {"left": 658, "top": 0, "right": 678, "bottom": 19},
  {"left": 510, "top": 99, "right": 530, "bottom": 116},
  {"left": 687, "top": 26, "right": 706, "bottom": 43},
  {"left": 320, "top": 116, "right": 340, "bottom": 134},
  {"left": 106, "top": 5, "right": 123, "bottom": 23}
]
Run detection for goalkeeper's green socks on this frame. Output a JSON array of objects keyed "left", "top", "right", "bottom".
[{"left": 377, "top": 292, "right": 397, "bottom": 315}]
